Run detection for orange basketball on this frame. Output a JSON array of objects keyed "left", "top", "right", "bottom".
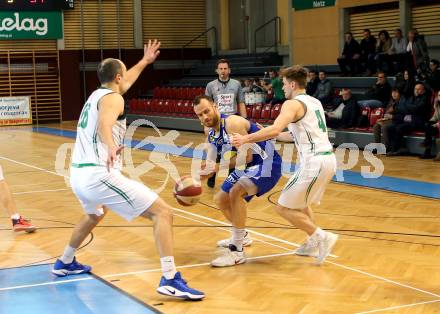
[{"left": 173, "top": 175, "right": 202, "bottom": 206}]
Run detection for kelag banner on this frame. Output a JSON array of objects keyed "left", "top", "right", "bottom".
[{"left": 0, "top": 11, "right": 62, "bottom": 40}]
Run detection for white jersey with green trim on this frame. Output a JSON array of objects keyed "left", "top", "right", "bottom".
[
  {"left": 287, "top": 94, "right": 332, "bottom": 158},
  {"left": 71, "top": 88, "right": 126, "bottom": 169}
]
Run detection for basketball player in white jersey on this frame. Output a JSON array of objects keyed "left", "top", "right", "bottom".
[
  {"left": 51, "top": 40, "right": 204, "bottom": 300},
  {"left": 231, "top": 65, "right": 338, "bottom": 265}
]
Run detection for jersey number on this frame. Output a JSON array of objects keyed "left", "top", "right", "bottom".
[
  {"left": 79, "top": 103, "right": 91, "bottom": 129},
  {"left": 315, "top": 110, "right": 327, "bottom": 132}
]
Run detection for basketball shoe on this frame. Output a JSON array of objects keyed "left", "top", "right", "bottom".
[
  {"left": 12, "top": 216, "right": 36, "bottom": 233},
  {"left": 211, "top": 245, "right": 246, "bottom": 267},
  {"left": 316, "top": 232, "right": 338, "bottom": 265},
  {"left": 217, "top": 231, "right": 253, "bottom": 248},
  {"left": 52, "top": 257, "right": 92, "bottom": 277},
  {"left": 294, "top": 238, "right": 319, "bottom": 257},
  {"left": 157, "top": 272, "right": 205, "bottom": 300}
]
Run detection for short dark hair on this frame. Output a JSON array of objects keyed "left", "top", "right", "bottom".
[
  {"left": 391, "top": 87, "right": 400, "bottom": 93},
  {"left": 216, "top": 58, "right": 230, "bottom": 68},
  {"left": 280, "top": 65, "right": 308, "bottom": 88},
  {"left": 97, "top": 58, "right": 123, "bottom": 84},
  {"left": 430, "top": 59, "right": 439, "bottom": 66},
  {"left": 363, "top": 29, "right": 371, "bottom": 34},
  {"left": 193, "top": 94, "right": 214, "bottom": 107},
  {"left": 345, "top": 32, "right": 353, "bottom": 37}
]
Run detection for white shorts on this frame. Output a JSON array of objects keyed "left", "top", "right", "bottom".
[
  {"left": 70, "top": 166, "right": 158, "bottom": 221},
  {"left": 278, "top": 153, "right": 336, "bottom": 209},
  {"left": 0, "top": 165, "right": 4, "bottom": 181}
]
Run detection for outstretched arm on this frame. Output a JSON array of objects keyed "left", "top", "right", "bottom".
[
  {"left": 120, "top": 40, "right": 161, "bottom": 94},
  {"left": 231, "top": 100, "right": 302, "bottom": 147}
]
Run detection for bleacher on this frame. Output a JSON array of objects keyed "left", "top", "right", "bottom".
[{"left": 127, "top": 56, "right": 438, "bottom": 155}]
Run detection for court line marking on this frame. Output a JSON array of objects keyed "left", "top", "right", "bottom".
[
  {"left": 173, "top": 207, "right": 440, "bottom": 298},
  {"left": 0, "top": 251, "right": 294, "bottom": 292},
  {"left": 355, "top": 299, "right": 440, "bottom": 314},
  {"left": 173, "top": 207, "right": 338, "bottom": 258},
  {"left": 1, "top": 155, "right": 439, "bottom": 299},
  {"left": 173, "top": 212, "right": 294, "bottom": 252},
  {"left": 13, "top": 188, "right": 69, "bottom": 195}
]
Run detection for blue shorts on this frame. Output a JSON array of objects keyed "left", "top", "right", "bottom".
[{"left": 221, "top": 161, "right": 282, "bottom": 202}]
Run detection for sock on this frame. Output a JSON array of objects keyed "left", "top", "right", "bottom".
[
  {"left": 311, "top": 227, "right": 326, "bottom": 240},
  {"left": 60, "top": 245, "right": 76, "bottom": 264},
  {"left": 232, "top": 228, "right": 246, "bottom": 251},
  {"left": 160, "top": 256, "right": 177, "bottom": 280},
  {"left": 11, "top": 213, "right": 20, "bottom": 220}
]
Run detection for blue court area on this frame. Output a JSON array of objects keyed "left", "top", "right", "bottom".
[
  {"left": 32, "top": 127, "right": 440, "bottom": 199},
  {"left": 0, "top": 264, "right": 159, "bottom": 314}
]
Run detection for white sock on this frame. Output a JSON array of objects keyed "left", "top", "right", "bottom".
[
  {"left": 232, "top": 228, "right": 246, "bottom": 251},
  {"left": 11, "top": 213, "right": 20, "bottom": 220},
  {"left": 60, "top": 245, "right": 76, "bottom": 264},
  {"left": 311, "top": 227, "right": 326, "bottom": 240},
  {"left": 160, "top": 256, "right": 177, "bottom": 280}
]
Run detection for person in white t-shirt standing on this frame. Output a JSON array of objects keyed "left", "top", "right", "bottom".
[{"left": 205, "top": 58, "right": 246, "bottom": 188}]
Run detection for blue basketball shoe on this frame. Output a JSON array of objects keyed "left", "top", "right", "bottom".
[
  {"left": 157, "top": 272, "right": 205, "bottom": 300},
  {"left": 52, "top": 257, "right": 92, "bottom": 277}
]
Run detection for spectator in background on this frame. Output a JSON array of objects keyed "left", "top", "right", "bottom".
[
  {"left": 385, "top": 28, "right": 408, "bottom": 75},
  {"left": 306, "top": 70, "right": 319, "bottom": 96},
  {"left": 386, "top": 83, "right": 432, "bottom": 156},
  {"left": 264, "top": 69, "right": 285, "bottom": 105},
  {"left": 242, "top": 78, "right": 252, "bottom": 93},
  {"left": 420, "top": 90, "right": 440, "bottom": 160},
  {"left": 337, "top": 32, "right": 361, "bottom": 76},
  {"left": 325, "top": 88, "right": 359, "bottom": 129},
  {"left": 251, "top": 77, "right": 265, "bottom": 93},
  {"left": 313, "top": 71, "right": 333, "bottom": 105},
  {"left": 406, "top": 29, "right": 430, "bottom": 75},
  {"left": 424, "top": 59, "right": 440, "bottom": 92},
  {"left": 373, "top": 88, "right": 405, "bottom": 149},
  {"left": 359, "top": 72, "right": 392, "bottom": 108},
  {"left": 360, "top": 29, "right": 377, "bottom": 76},
  {"left": 374, "top": 30, "right": 392, "bottom": 75},
  {"left": 396, "top": 70, "right": 416, "bottom": 99}
]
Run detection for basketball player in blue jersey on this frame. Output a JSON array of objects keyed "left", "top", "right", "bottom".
[
  {"left": 51, "top": 40, "right": 204, "bottom": 300},
  {"left": 194, "top": 95, "right": 282, "bottom": 267},
  {"left": 231, "top": 65, "right": 338, "bottom": 265}
]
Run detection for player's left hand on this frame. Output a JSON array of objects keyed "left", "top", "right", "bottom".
[
  {"left": 143, "top": 39, "right": 161, "bottom": 64},
  {"left": 230, "top": 133, "right": 246, "bottom": 148}
]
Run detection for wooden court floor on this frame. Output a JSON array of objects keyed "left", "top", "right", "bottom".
[{"left": 0, "top": 122, "right": 439, "bottom": 314}]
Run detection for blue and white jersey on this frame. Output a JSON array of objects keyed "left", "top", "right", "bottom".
[{"left": 207, "top": 114, "right": 282, "bottom": 168}]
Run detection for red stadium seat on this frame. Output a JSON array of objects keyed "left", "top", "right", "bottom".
[
  {"left": 258, "top": 103, "right": 272, "bottom": 123},
  {"left": 246, "top": 105, "right": 253, "bottom": 118},
  {"left": 270, "top": 103, "right": 281, "bottom": 120},
  {"left": 369, "top": 107, "right": 384, "bottom": 127},
  {"left": 251, "top": 103, "right": 262, "bottom": 121},
  {"left": 356, "top": 106, "right": 371, "bottom": 130}
]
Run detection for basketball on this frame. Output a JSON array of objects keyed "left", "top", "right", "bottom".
[{"left": 173, "top": 175, "right": 202, "bottom": 206}]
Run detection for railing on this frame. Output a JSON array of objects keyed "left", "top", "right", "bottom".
[
  {"left": 254, "top": 16, "right": 281, "bottom": 54},
  {"left": 181, "top": 26, "right": 218, "bottom": 75}
]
